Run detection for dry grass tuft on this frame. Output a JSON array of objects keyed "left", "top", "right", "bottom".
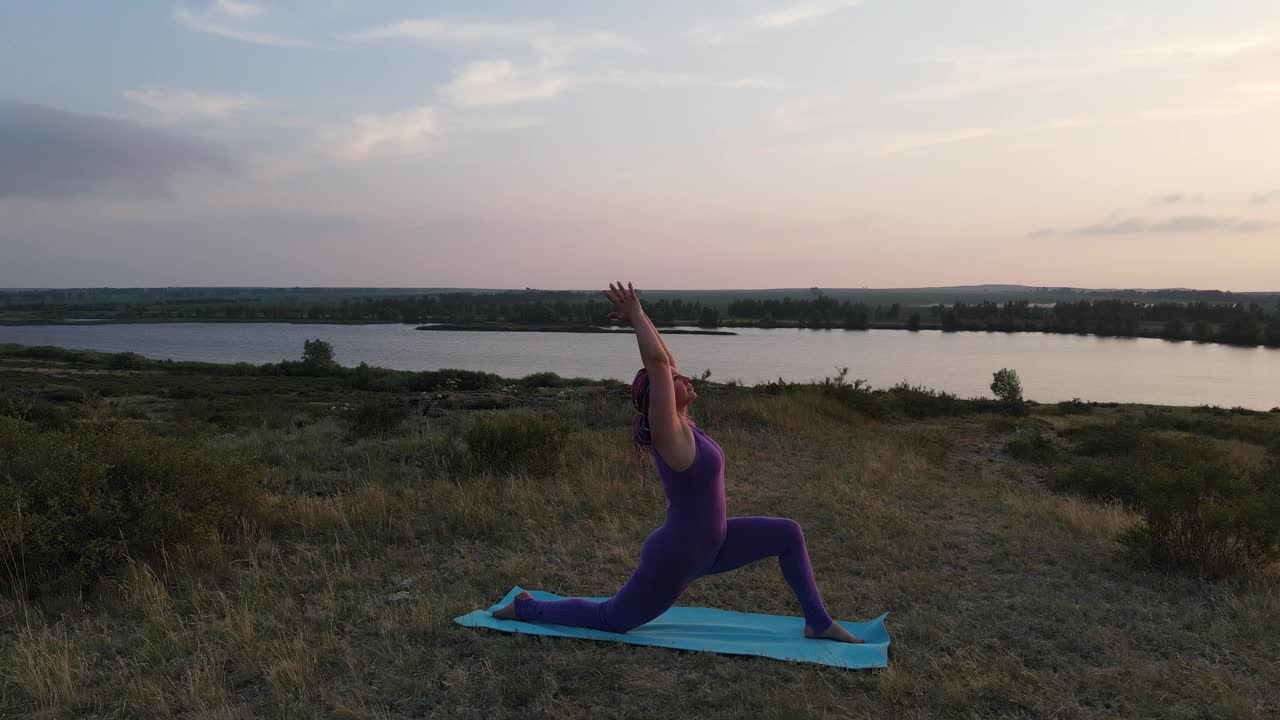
[
  {"left": 1002, "top": 490, "right": 1140, "bottom": 541},
  {"left": 10, "top": 624, "right": 80, "bottom": 711}
]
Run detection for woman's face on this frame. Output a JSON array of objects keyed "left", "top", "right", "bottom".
[{"left": 671, "top": 367, "right": 696, "bottom": 409}]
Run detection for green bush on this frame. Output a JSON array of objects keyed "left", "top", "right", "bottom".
[
  {"left": 1063, "top": 421, "right": 1145, "bottom": 457},
  {"left": 1049, "top": 431, "right": 1280, "bottom": 578},
  {"left": 1129, "top": 443, "right": 1280, "bottom": 579},
  {"left": 1, "top": 394, "right": 75, "bottom": 432},
  {"left": 1005, "top": 427, "right": 1058, "bottom": 464},
  {"left": 1057, "top": 398, "right": 1093, "bottom": 414},
  {"left": 108, "top": 351, "right": 146, "bottom": 369},
  {"left": 1135, "top": 413, "right": 1279, "bottom": 448},
  {"left": 463, "top": 411, "right": 569, "bottom": 477},
  {"left": 1048, "top": 457, "right": 1143, "bottom": 505},
  {"left": 885, "top": 382, "right": 989, "bottom": 418},
  {"left": 37, "top": 385, "right": 86, "bottom": 403},
  {"left": 0, "top": 418, "right": 259, "bottom": 595},
  {"left": 342, "top": 398, "right": 411, "bottom": 438},
  {"left": 406, "top": 368, "right": 503, "bottom": 393},
  {"left": 5, "top": 345, "right": 101, "bottom": 363},
  {"left": 816, "top": 368, "right": 890, "bottom": 419},
  {"left": 167, "top": 385, "right": 199, "bottom": 399},
  {"left": 520, "top": 371, "right": 572, "bottom": 388}
]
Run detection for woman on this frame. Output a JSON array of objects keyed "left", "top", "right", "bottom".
[{"left": 492, "top": 281, "right": 861, "bottom": 643}]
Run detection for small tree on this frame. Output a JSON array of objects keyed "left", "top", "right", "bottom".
[
  {"left": 907, "top": 312, "right": 921, "bottom": 331},
  {"left": 991, "top": 368, "right": 1024, "bottom": 406},
  {"left": 302, "top": 338, "right": 336, "bottom": 370}
]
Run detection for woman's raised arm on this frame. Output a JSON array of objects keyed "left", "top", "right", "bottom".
[{"left": 605, "top": 281, "right": 669, "bottom": 366}]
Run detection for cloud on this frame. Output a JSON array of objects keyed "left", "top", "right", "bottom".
[
  {"left": 1027, "top": 228, "right": 1056, "bottom": 238},
  {"left": 1072, "top": 217, "right": 1147, "bottom": 236},
  {"left": 1065, "top": 214, "right": 1275, "bottom": 236},
  {"left": 774, "top": 91, "right": 852, "bottom": 131},
  {"left": 440, "top": 61, "right": 573, "bottom": 108},
  {"left": 353, "top": 17, "right": 650, "bottom": 110},
  {"left": 878, "top": 129, "right": 997, "bottom": 154},
  {"left": 174, "top": 3, "right": 313, "bottom": 48},
  {"left": 1043, "top": 117, "right": 1091, "bottom": 130},
  {"left": 793, "top": 127, "right": 998, "bottom": 162},
  {"left": 337, "top": 106, "right": 437, "bottom": 161},
  {"left": 123, "top": 87, "right": 265, "bottom": 119},
  {"left": 597, "top": 70, "right": 786, "bottom": 90},
  {"left": 348, "top": 18, "right": 636, "bottom": 59},
  {"left": 1096, "top": 12, "right": 1128, "bottom": 33},
  {"left": 1251, "top": 191, "right": 1280, "bottom": 206},
  {"left": 694, "top": 0, "right": 862, "bottom": 45},
  {"left": 908, "top": 30, "right": 1277, "bottom": 101},
  {"left": 1138, "top": 82, "right": 1280, "bottom": 118},
  {"left": 753, "top": 1, "right": 863, "bottom": 29},
  {"left": 0, "top": 101, "right": 234, "bottom": 201},
  {"left": 1151, "top": 193, "right": 1204, "bottom": 206},
  {"left": 215, "top": 0, "right": 261, "bottom": 19}
]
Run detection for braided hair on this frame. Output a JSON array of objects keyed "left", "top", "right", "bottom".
[{"left": 629, "top": 367, "right": 694, "bottom": 484}]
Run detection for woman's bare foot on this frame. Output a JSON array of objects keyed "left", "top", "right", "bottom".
[
  {"left": 491, "top": 590, "right": 532, "bottom": 620},
  {"left": 805, "top": 621, "right": 864, "bottom": 643}
]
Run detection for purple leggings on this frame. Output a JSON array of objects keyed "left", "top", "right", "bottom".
[{"left": 514, "top": 516, "right": 835, "bottom": 634}]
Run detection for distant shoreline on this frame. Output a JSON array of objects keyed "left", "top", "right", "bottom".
[
  {"left": 0, "top": 318, "right": 404, "bottom": 326},
  {"left": 4, "top": 317, "right": 1280, "bottom": 348},
  {"left": 414, "top": 323, "right": 736, "bottom": 335}
]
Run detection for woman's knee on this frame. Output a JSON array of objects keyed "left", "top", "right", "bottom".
[
  {"left": 776, "top": 517, "right": 802, "bottom": 536},
  {"left": 779, "top": 518, "right": 805, "bottom": 546}
]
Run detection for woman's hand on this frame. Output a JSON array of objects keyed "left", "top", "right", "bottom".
[{"left": 604, "top": 281, "right": 643, "bottom": 324}]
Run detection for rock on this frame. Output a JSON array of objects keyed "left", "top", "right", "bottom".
[{"left": 393, "top": 579, "right": 415, "bottom": 593}]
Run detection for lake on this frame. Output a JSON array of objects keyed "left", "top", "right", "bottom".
[{"left": 1, "top": 322, "right": 1277, "bottom": 410}]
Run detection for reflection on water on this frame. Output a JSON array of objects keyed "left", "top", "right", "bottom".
[{"left": 1, "top": 323, "right": 1277, "bottom": 409}]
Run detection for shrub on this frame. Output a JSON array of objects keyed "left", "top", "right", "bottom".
[
  {"left": 1, "top": 394, "right": 74, "bottom": 432},
  {"left": 349, "top": 361, "right": 374, "bottom": 390},
  {"left": 37, "top": 385, "right": 86, "bottom": 403},
  {"left": 1128, "top": 443, "right": 1280, "bottom": 579},
  {"left": 1049, "top": 431, "right": 1280, "bottom": 578},
  {"left": 462, "top": 411, "right": 569, "bottom": 477},
  {"left": 1057, "top": 398, "right": 1093, "bottom": 414},
  {"left": 167, "top": 385, "right": 199, "bottom": 400},
  {"left": 520, "top": 371, "right": 571, "bottom": 388},
  {"left": 342, "top": 398, "right": 411, "bottom": 438},
  {"left": 817, "top": 367, "right": 889, "bottom": 419},
  {"left": 1048, "top": 456, "right": 1142, "bottom": 505},
  {"left": 885, "top": 382, "right": 986, "bottom": 418},
  {"left": 108, "top": 351, "right": 146, "bottom": 369},
  {"left": 1063, "top": 421, "right": 1145, "bottom": 457},
  {"left": 406, "top": 368, "right": 503, "bottom": 393},
  {"left": 0, "top": 418, "right": 258, "bottom": 595},
  {"left": 1005, "top": 427, "right": 1058, "bottom": 464}
]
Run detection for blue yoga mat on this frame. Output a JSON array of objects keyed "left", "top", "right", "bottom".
[{"left": 454, "top": 586, "right": 890, "bottom": 669}]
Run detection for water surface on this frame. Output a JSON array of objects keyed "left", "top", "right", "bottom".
[{"left": 1, "top": 323, "right": 1276, "bottom": 409}]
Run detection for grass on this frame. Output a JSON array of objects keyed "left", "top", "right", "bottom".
[{"left": 0, "top": 350, "right": 1277, "bottom": 719}]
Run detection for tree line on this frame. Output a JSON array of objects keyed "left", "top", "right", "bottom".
[{"left": 5, "top": 290, "right": 1280, "bottom": 347}]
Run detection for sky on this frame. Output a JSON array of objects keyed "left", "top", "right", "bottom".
[{"left": 2, "top": 0, "right": 1279, "bottom": 291}]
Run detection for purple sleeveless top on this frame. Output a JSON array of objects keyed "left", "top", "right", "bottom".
[{"left": 650, "top": 423, "right": 727, "bottom": 556}]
